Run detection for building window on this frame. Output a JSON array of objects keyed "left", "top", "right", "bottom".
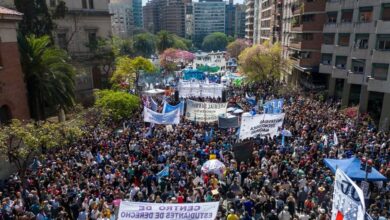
[
  {"left": 57, "top": 33, "right": 67, "bottom": 50},
  {"left": 341, "top": 9, "right": 353, "bottom": 23},
  {"left": 381, "top": 4, "right": 390, "bottom": 21},
  {"left": 302, "top": 14, "right": 314, "bottom": 22},
  {"left": 358, "top": 7, "right": 373, "bottom": 23},
  {"left": 88, "top": 32, "right": 97, "bottom": 51},
  {"left": 302, "top": 33, "right": 313, "bottom": 40},
  {"left": 338, "top": 33, "right": 350, "bottom": 46},
  {"left": 323, "top": 33, "right": 335, "bottom": 45},
  {"left": 335, "top": 56, "right": 347, "bottom": 69},
  {"left": 326, "top": 12, "right": 337, "bottom": 23},
  {"left": 82, "top": 0, "right": 87, "bottom": 9},
  {"left": 89, "top": 0, "right": 94, "bottom": 9},
  {"left": 321, "top": 53, "right": 332, "bottom": 65},
  {"left": 351, "top": 59, "right": 365, "bottom": 74},
  {"left": 355, "top": 34, "right": 369, "bottom": 49},
  {"left": 377, "top": 34, "right": 390, "bottom": 50},
  {"left": 50, "top": 0, "right": 56, "bottom": 7},
  {"left": 372, "top": 63, "right": 389, "bottom": 80}
]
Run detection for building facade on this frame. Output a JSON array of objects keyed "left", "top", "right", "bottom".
[
  {"left": 245, "top": 0, "right": 254, "bottom": 41},
  {"left": 319, "top": 0, "right": 390, "bottom": 130},
  {"left": 282, "top": 0, "right": 326, "bottom": 89},
  {"left": 0, "top": 6, "right": 30, "bottom": 123},
  {"left": 109, "top": 0, "right": 134, "bottom": 38},
  {"left": 225, "top": 0, "right": 236, "bottom": 37},
  {"left": 193, "top": 0, "right": 226, "bottom": 45},
  {"left": 235, "top": 4, "right": 246, "bottom": 38},
  {"left": 132, "top": 0, "right": 143, "bottom": 29},
  {"left": 47, "top": 0, "right": 112, "bottom": 105},
  {"left": 253, "top": 0, "right": 282, "bottom": 44},
  {"left": 143, "top": 0, "right": 160, "bottom": 33}
]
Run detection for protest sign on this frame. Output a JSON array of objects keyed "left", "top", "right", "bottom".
[
  {"left": 186, "top": 100, "right": 227, "bottom": 122},
  {"left": 118, "top": 201, "right": 219, "bottom": 220},
  {"left": 218, "top": 115, "right": 239, "bottom": 128},
  {"left": 178, "top": 81, "right": 224, "bottom": 98},
  {"left": 331, "top": 169, "right": 365, "bottom": 220},
  {"left": 239, "top": 113, "right": 285, "bottom": 140},
  {"left": 143, "top": 107, "right": 180, "bottom": 125},
  {"left": 264, "top": 99, "right": 284, "bottom": 114},
  {"left": 162, "top": 101, "right": 184, "bottom": 115}
]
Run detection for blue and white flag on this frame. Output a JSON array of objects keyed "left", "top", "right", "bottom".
[
  {"left": 144, "top": 107, "right": 181, "bottom": 125},
  {"left": 162, "top": 101, "right": 184, "bottom": 115},
  {"left": 245, "top": 93, "right": 257, "bottom": 106},
  {"left": 150, "top": 97, "right": 158, "bottom": 111},
  {"left": 264, "top": 99, "right": 284, "bottom": 114},
  {"left": 156, "top": 165, "right": 169, "bottom": 182}
]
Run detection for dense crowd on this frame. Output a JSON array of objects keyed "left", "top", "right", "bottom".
[{"left": 0, "top": 82, "right": 389, "bottom": 220}]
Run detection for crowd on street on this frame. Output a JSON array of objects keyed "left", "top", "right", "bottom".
[{"left": 0, "top": 82, "right": 389, "bottom": 220}]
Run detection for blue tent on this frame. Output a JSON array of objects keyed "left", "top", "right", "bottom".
[
  {"left": 324, "top": 157, "right": 387, "bottom": 181},
  {"left": 183, "top": 69, "right": 205, "bottom": 80}
]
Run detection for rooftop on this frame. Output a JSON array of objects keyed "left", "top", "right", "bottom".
[{"left": 0, "top": 6, "right": 22, "bottom": 16}]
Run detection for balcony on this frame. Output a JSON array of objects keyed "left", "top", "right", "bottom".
[
  {"left": 338, "top": 22, "right": 353, "bottom": 32},
  {"left": 358, "top": 0, "right": 374, "bottom": 8},
  {"left": 332, "top": 68, "right": 348, "bottom": 79},
  {"left": 350, "top": 48, "right": 369, "bottom": 60},
  {"left": 368, "top": 78, "right": 390, "bottom": 93},
  {"left": 376, "top": 20, "right": 390, "bottom": 34},
  {"left": 289, "top": 39, "right": 301, "bottom": 50},
  {"left": 354, "top": 22, "right": 374, "bottom": 33},
  {"left": 372, "top": 50, "right": 390, "bottom": 64},
  {"left": 321, "top": 44, "right": 335, "bottom": 53},
  {"left": 347, "top": 72, "right": 365, "bottom": 85},
  {"left": 334, "top": 45, "right": 350, "bottom": 56},
  {"left": 323, "top": 23, "right": 336, "bottom": 33},
  {"left": 319, "top": 63, "right": 333, "bottom": 74},
  {"left": 325, "top": 0, "right": 340, "bottom": 12}
]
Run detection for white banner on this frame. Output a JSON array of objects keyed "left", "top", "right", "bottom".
[
  {"left": 186, "top": 100, "right": 227, "bottom": 122},
  {"left": 143, "top": 107, "right": 180, "bottom": 125},
  {"left": 331, "top": 169, "right": 365, "bottom": 220},
  {"left": 178, "top": 82, "right": 224, "bottom": 98},
  {"left": 118, "top": 201, "right": 219, "bottom": 220},
  {"left": 239, "top": 113, "right": 285, "bottom": 140}
]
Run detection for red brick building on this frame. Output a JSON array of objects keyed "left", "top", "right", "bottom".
[{"left": 0, "top": 6, "right": 30, "bottom": 123}]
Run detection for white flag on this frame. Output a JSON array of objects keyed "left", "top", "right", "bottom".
[{"left": 333, "top": 131, "right": 339, "bottom": 146}]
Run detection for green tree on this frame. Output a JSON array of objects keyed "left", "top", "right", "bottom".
[
  {"left": 227, "top": 39, "right": 250, "bottom": 58},
  {"left": 110, "top": 56, "right": 155, "bottom": 90},
  {"left": 133, "top": 33, "right": 157, "bottom": 57},
  {"left": 94, "top": 90, "right": 140, "bottom": 121},
  {"left": 157, "top": 31, "right": 175, "bottom": 53},
  {"left": 18, "top": 35, "right": 76, "bottom": 120},
  {"left": 238, "top": 41, "right": 288, "bottom": 82},
  {"left": 15, "top": 0, "right": 54, "bottom": 37},
  {"left": 202, "top": 32, "right": 228, "bottom": 52}
]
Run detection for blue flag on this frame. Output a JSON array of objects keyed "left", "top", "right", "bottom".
[
  {"left": 264, "top": 99, "right": 284, "bottom": 114},
  {"left": 245, "top": 93, "right": 257, "bottom": 106},
  {"left": 150, "top": 97, "right": 158, "bottom": 111},
  {"left": 156, "top": 165, "right": 169, "bottom": 182}
]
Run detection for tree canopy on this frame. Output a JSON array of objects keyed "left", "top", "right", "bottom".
[
  {"left": 227, "top": 39, "right": 250, "bottom": 58},
  {"left": 202, "top": 32, "right": 228, "bottom": 52},
  {"left": 94, "top": 90, "right": 140, "bottom": 121},
  {"left": 159, "top": 48, "right": 195, "bottom": 72},
  {"left": 133, "top": 33, "right": 157, "bottom": 58},
  {"left": 238, "top": 41, "right": 287, "bottom": 83}
]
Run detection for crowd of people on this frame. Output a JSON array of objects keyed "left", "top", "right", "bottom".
[{"left": 0, "top": 82, "right": 389, "bottom": 220}]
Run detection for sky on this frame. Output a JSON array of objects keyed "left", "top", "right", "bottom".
[{"left": 141, "top": 0, "right": 244, "bottom": 6}]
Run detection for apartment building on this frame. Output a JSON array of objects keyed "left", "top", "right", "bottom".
[
  {"left": 235, "top": 4, "right": 246, "bottom": 38},
  {"left": 319, "top": 0, "right": 390, "bottom": 130},
  {"left": 226, "top": 0, "right": 236, "bottom": 37},
  {"left": 245, "top": 0, "right": 255, "bottom": 41},
  {"left": 282, "top": 0, "right": 326, "bottom": 88},
  {"left": 47, "top": 0, "right": 112, "bottom": 104},
  {"left": 109, "top": 0, "right": 135, "bottom": 38},
  {"left": 133, "top": 0, "right": 143, "bottom": 29},
  {"left": 193, "top": 0, "right": 226, "bottom": 45},
  {"left": 254, "top": 0, "right": 283, "bottom": 44},
  {"left": 0, "top": 6, "right": 30, "bottom": 123}
]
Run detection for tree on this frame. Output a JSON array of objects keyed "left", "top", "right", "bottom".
[
  {"left": 15, "top": 0, "right": 54, "bottom": 37},
  {"left": 157, "top": 31, "right": 175, "bottom": 53},
  {"left": 238, "top": 41, "right": 288, "bottom": 83},
  {"left": 202, "top": 32, "right": 228, "bottom": 52},
  {"left": 18, "top": 35, "right": 76, "bottom": 120},
  {"left": 110, "top": 56, "right": 155, "bottom": 90},
  {"left": 133, "top": 33, "right": 157, "bottom": 57},
  {"left": 227, "top": 39, "right": 250, "bottom": 58},
  {"left": 94, "top": 90, "right": 140, "bottom": 121},
  {"left": 160, "top": 48, "right": 195, "bottom": 72}
]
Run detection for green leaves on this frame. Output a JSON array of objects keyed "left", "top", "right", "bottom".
[
  {"left": 202, "top": 32, "right": 229, "bottom": 52},
  {"left": 94, "top": 90, "right": 140, "bottom": 121}
]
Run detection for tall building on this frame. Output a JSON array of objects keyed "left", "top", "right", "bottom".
[
  {"left": 47, "top": 0, "right": 112, "bottom": 104},
  {"left": 253, "top": 0, "right": 283, "bottom": 44},
  {"left": 245, "top": 0, "right": 254, "bottom": 41},
  {"left": 0, "top": 6, "right": 30, "bottom": 123},
  {"left": 185, "top": 2, "right": 193, "bottom": 39},
  {"left": 193, "top": 0, "right": 226, "bottom": 45},
  {"left": 109, "top": 0, "right": 134, "bottom": 38},
  {"left": 281, "top": 0, "right": 326, "bottom": 89},
  {"left": 132, "top": 0, "right": 143, "bottom": 29},
  {"left": 235, "top": 4, "right": 246, "bottom": 38},
  {"left": 143, "top": 0, "right": 160, "bottom": 33},
  {"left": 225, "top": 0, "right": 236, "bottom": 37},
  {"left": 319, "top": 0, "right": 390, "bottom": 131}
]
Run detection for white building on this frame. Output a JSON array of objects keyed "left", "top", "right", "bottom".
[
  {"left": 192, "top": 51, "right": 227, "bottom": 70},
  {"left": 109, "top": 0, "right": 135, "bottom": 38}
]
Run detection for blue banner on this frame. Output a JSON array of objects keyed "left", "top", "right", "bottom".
[
  {"left": 163, "top": 101, "right": 184, "bottom": 115},
  {"left": 150, "top": 97, "right": 158, "bottom": 111},
  {"left": 264, "top": 99, "right": 284, "bottom": 114},
  {"left": 144, "top": 107, "right": 181, "bottom": 124}
]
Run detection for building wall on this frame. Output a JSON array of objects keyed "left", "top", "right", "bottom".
[
  {"left": 235, "top": 4, "right": 246, "bottom": 38},
  {"left": 245, "top": 0, "right": 254, "bottom": 41},
  {"left": 0, "top": 14, "right": 30, "bottom": 123},
  {"left": 132, "top": 0, "right": 143, "bottom": 28},
  {"left": 109, "top": 0, "right": 134, "bottom": 38},
  {"left": 225, "top": 2, "right": 236, "bottom": 37},
  {"left": 161, "top": 0, "right": 186, "bottom": 37}
]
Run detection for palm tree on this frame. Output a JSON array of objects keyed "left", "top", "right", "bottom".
[
  {"left": 157, "top": 31, "right": 174, "bottom": 53},
  {"left": 18, "top": 35, "right": 76, "bottom": 120}
]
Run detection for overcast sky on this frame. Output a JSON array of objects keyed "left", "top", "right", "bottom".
[{"left": 141, "top": 0, "right": 244, "bottom": 6}]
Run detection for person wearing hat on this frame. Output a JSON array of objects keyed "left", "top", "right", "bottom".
[{"left": 227, "top": 209, "right": 239, "bottom": 220}]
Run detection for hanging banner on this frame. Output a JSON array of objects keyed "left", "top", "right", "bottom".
[
  {"left": 162, "top": 101, "right": 185, "bottom": 115},
  {"left": 331, "top": 169, "right": 365, "bottom": 220},
  {"left": 118, "top": 201, "right": 219, "bottom": 220},
  {"left": 264, "top": 99, "right": 284, "bottom": 114},
  {"left": 218, "top": 115, "right": 239, "bottom": 128},
  {"left": 143, "top": 107, "right": 180, "bottom": 125},
  {"left": 178, "top": 82, "right": 224, "bottom": 98},
  {"left": 239, "top": 113, "right": 285, "bottom": 140},
  {"left": 186, "top": 100, "right": 227, "bottom": 122}
]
